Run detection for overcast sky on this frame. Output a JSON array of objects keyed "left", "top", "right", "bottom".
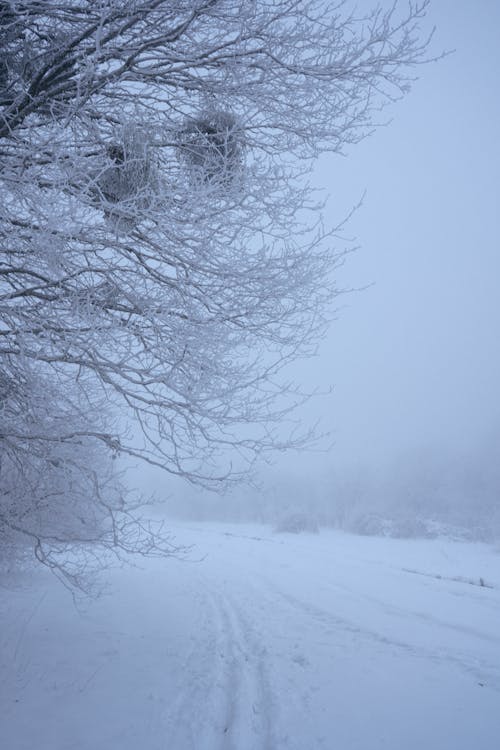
[
  {"left": 281, "top": 0, "right": 500, "bottom": 479},
  {"left": 140, "top": 1, "right": 500, "bottom": 504}
]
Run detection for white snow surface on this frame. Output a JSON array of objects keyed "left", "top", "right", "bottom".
[{"left": 1, "top": 523, "right": 500, "bottom": 750}]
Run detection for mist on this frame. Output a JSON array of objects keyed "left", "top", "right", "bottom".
[
  {"left": 3, "top": 4, "right": 500, "bottom": 750},
  {"left": 156, "top": 0, "right": 500, "bottom": 539}
]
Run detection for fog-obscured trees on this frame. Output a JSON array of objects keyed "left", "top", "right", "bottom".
[{"left": 0, "top": 0, "right": 432, "bottom": 587}]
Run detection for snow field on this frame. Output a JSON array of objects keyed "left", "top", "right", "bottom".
[{"left": 1, "top": 523, "right": 499, "bottom": 749}]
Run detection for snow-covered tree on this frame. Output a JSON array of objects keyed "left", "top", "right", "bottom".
[{"left": 0, "top": 0, "right": 432, "bottom": 586}]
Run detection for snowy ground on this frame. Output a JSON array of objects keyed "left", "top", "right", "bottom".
[{"left": 1, "top": 522, "right": 500, "bottom": 750}]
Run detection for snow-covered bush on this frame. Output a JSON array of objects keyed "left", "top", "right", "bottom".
[
  {"left": 274, "top": 512, "right": 319, "bottom": 534},
  {"left": 348, "top": 513, "right": 438, "bottom": 539},
  {"left": 390, "top": 517, "right": 436, "bottom": 539},
  {"left": 348, "top": 513, "right": 392, "bottom": 537}
]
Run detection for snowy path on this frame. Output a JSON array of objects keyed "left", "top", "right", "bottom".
[{"left": 1, "top": 523, "right": 500, "bottom": 749}]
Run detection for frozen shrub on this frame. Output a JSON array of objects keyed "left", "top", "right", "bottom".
[
  {"left": 349, "top": 514, "right": 439, "bottom": 539},
  {"left": 390, "top": 517, "right": 436, "bottom": 539},
  {"left": 274, "top": 512, "right": 319, "bottom": 534},
  {"left": 348, "top": 513, "right": 392, "bottom": 537}
]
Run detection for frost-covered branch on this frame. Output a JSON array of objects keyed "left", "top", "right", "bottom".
[{"left": 0, "top": 0, "right": 433, "bottom": 588}]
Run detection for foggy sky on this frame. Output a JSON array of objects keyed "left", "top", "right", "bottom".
[
  {"left": 288, "top": 0, "right": 500, "bottom": 477},
  {"left": 138, "top": 1, "right": 500, "bottom": 504}
]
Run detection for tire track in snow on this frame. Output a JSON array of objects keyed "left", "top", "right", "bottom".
[
  {"left": 161, "top": 574, "right": 275, "bottom": 750},
  {"left": 252, "top": 575, "right": 500, "bottom": 693},
  {"left": 161, "top": 584, "right": 230, "bottom": 750},
  {"left": 206, "top": 585, "right": 275, "bottom": 750}
]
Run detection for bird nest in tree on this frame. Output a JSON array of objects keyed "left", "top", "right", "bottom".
[
  {"left": 177, "top": 110, "right": 244, "bottom": 188},
  {"left": 98, "top": 140, "right": 154, "bottom": 206},
  {"left": 93, "top": 127, "right": 159, "bottom": 229}
]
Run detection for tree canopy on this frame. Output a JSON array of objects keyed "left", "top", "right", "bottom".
[{"left": 0, "top": 0, "right": 432, "bottom": 589}]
